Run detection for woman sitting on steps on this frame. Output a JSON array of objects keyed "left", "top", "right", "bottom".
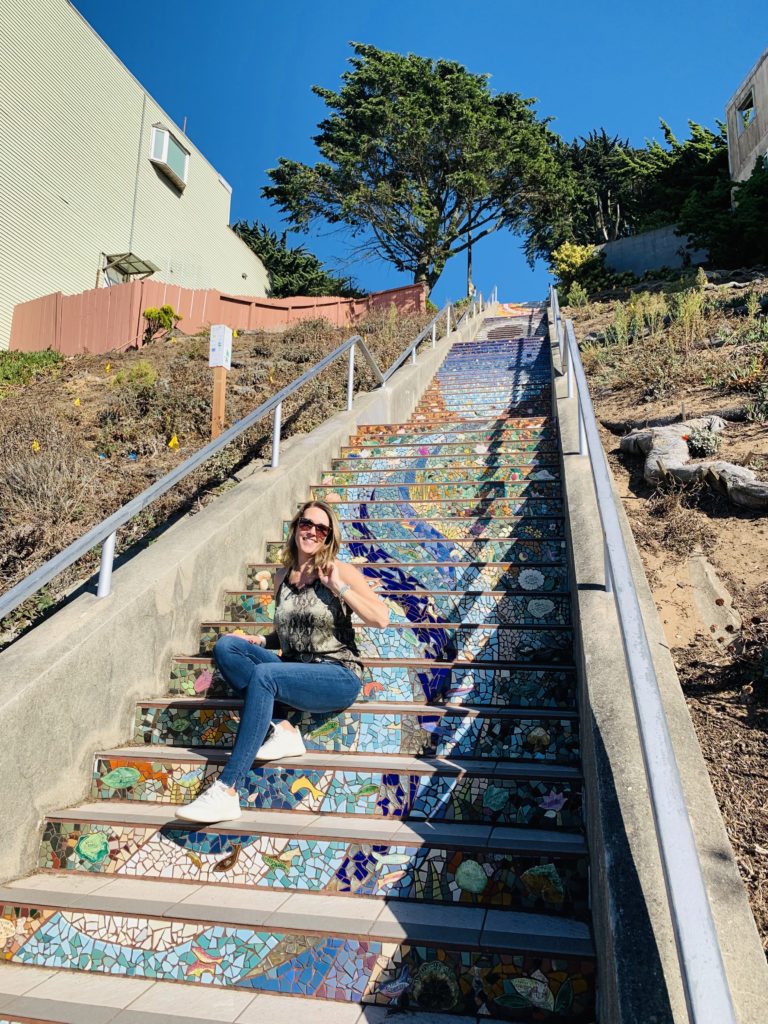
[{"left": 178, "top": 498, "right": 390, "bottom": 824}]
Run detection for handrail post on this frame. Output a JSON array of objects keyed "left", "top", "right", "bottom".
[
  {"left": 411, "top": 344, "right": 416, "bottom": 365},
  {"left": 431, "top": 322, "right": 436, "bottom": 348},
  {"left": 346, "top": 343, "right": 355, "bottom": 411},
  {"left": 270, "top": 401, "right": 282, "bottom": 469},
  {"left": 96, "top": 531, "right": 117, "bottom": 598},
  {"left": 578, "top": 399, "right": 586, "bottom": 455},
  {"left": 446, "top": 306, "right": 451, "bottom": 336}
]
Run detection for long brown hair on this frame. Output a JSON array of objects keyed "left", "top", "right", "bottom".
[{"left": 281, "top": 499, "right": 341, "bottom": 571}]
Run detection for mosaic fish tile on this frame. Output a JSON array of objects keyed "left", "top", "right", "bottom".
[
  {"left": 0, "top": 906, "right": 595, "bottom": 1018},
  {"left": 169, "top": 660, "right": 577, "bottom": 708},
  {"left": 198, "top": 623, "right": 574, "bottom": 665},
  {"left": 312, "top": 482, "right": 561, "bottom": 503},
  {"left": 246, "top": 562, "right": 568, "bottom": 594},
  {"left": 39, "top": 821, "right": 589, "bottom": 916},
  {"left": 90, "top": 757, "right": 584, "bottom": 828},
  {"left": 225, "top": 590, "right": 572, "bottom": 627},
  {"left": 284, "top": 516, "right": 566, "bottom": 542},
  {"left": 136, "top": 704, "right": 579, "bottom": 763},
  {"left": 264, "top": 538, "right": 566, "bottom": 565}
]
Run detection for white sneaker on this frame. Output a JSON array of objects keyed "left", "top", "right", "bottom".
[
  {"left": 176, "top": 780, "right": 242, "bottom": 823},
  {"left": 255, "top": 722, "right": 306, "bottom": 760}
]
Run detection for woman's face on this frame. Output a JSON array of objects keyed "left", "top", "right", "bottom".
[{"left": 295, "top": 505, "right": 331, "bottom": 561}]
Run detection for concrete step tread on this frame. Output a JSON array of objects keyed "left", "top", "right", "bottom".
[
  {"left": 0, "top": 963, "right": 511, "bottom": 1024},
  {"left": 138, "top": 698, "right": 579, "bottom": 720},
  {"left": 0, "top": 875, "right": 594, "bottom": 955},
  {"left": 96, "top": 747, "right": 583, "bottom": 779},
  {"left": 43, "top": 802, "right": 588, "bottom": 854}
]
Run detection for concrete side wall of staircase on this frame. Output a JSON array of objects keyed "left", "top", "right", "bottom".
[
  {"left": 549, "top": 320, "right": 768, "bottom": 1022},
  {"left": 0, "top": 315, "right": 485, "bottom": 884}
]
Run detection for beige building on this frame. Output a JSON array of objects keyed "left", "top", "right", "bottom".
[
  {"left": 725, "top": 47, "right": 768, "bottom": 183},
  {"left": 0, "top": 0, "right": 268, "bottom": 350}
]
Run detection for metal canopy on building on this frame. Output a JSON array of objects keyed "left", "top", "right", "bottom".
[{"left": 103, "top": 253, "right": 160, "bottom": 278}]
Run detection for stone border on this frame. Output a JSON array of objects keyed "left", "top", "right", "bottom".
[
  {"left": 0, "top": 314, "right": 486, "bottom": 884},
  {"left": 550, "top": 320, "right": 766, "bottom": 1021}
]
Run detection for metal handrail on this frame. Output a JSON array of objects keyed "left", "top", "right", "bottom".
[
  {"left": 549, "top": 287, "right": 736, "bottom": 1024},
  {"left": 0, "top": 302, "right": 454, "bottom": 620}
]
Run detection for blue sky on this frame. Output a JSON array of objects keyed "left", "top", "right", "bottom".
[{"left": 72, "top": 0, "right": 767, "bottom": 305}]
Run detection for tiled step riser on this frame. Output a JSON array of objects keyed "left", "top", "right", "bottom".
[
  {"left": 319, "top": 467, "right": 560, "bottom": 486},
  {"left": 312, "top": 483, "right": 561, "bottom": 502},
  {"left": 265, "top": 538, "right": 566, "bottom": 565},
  {"left": 0, "top": 906, "right": 596, "bottom": 1015},
  {"left": 322, "top": 499, "right": 564, "bottom": 519},
  {"left": 247, "top": 562, "right": 568, "bottom": 594},
  {"left": 283, "top": 516, "right": 566, "bottom": 541},
  {"left": 199, "top": 622, "right": 574, "bottom": 665},
  {"left": 340, "top": 441, "right": 559, "bottom": 456},
  {"left": 348, "top": 429, "right": 554, "bottom": 447},
  {"left": 351, "top": 416, "right": 550, "bottom": 437},
  {"left": 170, "top": 660, "right": 578, "bottom": 708},
  {"left": 91, "top": 757, "right": 584, "bottom": 829},
  {"left": 39, "top": 821, "right": 589, "bottom": 916},
  {"left": 137, "top": 705, "right": 580, "bottom": 763},
  {"left": 225, "top": 590, "right": 572, "bottom": 627},
  {"left": 410, "top": 407, "right": 552, "bottom": 421},
  {"left": 332, "top": 453, "right": 561, "bottom": 469}
]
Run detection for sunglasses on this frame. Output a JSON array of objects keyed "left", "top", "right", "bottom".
[{"left": 297, "top": 516, "right": 331, "bottom": 540}]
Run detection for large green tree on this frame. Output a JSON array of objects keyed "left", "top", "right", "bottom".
[
  {"left": 233, "top": 221, "right": 363, "bottom": 298},
  {"left": 262, "top": 43, "right": 561, "bottom": 292}
]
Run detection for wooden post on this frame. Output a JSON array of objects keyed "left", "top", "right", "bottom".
[{"left": 211, "top": 365, "right": 227, "bottom": 439}]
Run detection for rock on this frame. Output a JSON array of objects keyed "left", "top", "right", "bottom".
[{"left": 688, "top": 550, "right": 742, "bottom": 646}]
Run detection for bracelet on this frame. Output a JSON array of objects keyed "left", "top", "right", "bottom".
[{"left": 336, "top": 583, "right": 352, "bottom": 602}]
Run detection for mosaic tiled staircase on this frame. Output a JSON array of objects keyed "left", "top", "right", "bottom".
[{"left": 1, "top": 308, "right": 596, "bottom": 1022}]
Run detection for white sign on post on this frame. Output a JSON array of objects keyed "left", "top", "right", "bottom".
[{"left": 209, "top": 324, "right": 233, "bottom": 369}]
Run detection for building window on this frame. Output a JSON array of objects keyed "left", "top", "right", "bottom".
[
  {"left": 150, "top": 126, "right": 189, "bottom": 190},
  {"left": 737, "top": 91, "right": 756, "bottom": 135}
]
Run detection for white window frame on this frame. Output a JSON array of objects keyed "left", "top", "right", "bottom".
[{"left": 149, "top": 126, "right": 189, "bottom": 190}]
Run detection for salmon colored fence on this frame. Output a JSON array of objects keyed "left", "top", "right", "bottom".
[{"left": 10, "top": 280, "right": 427, "bottom": 356}]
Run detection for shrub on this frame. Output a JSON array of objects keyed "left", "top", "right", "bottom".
[
  {"left": 672, "top": 288, "right": 705, "bottom": 350},
  {"left": 142, "top": 305, "right": 182, "bottom": 343},
  {"left": 0, "top": 349, "right": 63, "bottom": 396},
  {"left": 686, "top": 427, "right": 721, "bottom": 458},
  {"left": 564, "top": 282, "right": 589, "bottom": 307},
  {"left": 551, "top": 242, "right": 597, "bottom": 288}
]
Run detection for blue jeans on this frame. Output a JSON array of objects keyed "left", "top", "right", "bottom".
[{"left": 213, "top": 635, "right": 361, "bottom": 789}]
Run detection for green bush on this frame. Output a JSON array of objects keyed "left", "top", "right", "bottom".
[
  {"left": 686, "top": 427, "right": 721, "bottom": 458},
  {"left": 142, "top": 305, "right": 182, "bottom": 343},
  {"left": 0, "top": 349, "right": 63, "bottom": 396}
]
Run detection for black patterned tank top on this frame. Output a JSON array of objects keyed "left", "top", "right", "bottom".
[{"left": 273, "top": 576, "right": 363, "bottom": 678}]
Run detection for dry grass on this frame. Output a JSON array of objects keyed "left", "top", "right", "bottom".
[{"left": 0, "top": 307, "right": 433, "bottom": 644}]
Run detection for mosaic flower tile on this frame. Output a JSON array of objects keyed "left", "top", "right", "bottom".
[
  {"left": 246, "top": 562, "right": 569, "bottom": 594},
  {"left": 284, "top": 516, "right": 566, "bottom": 542},
  {"left": 225, "top": 589, "right": 571, "bottom": 627},
  {"left": 199, "top": 622, "right": 574, "bottom": 665},
  {"left": 317, "top": 466, "right": 561, "bottom": 487},
  {"left": 311, "top": 482, "right": 561, "bottom": 503},
  {"left": 264, "top": 538, "right": 566, "bottom": 565},
  {"left": 136, "top": 704, "right": 579, "bottom": 763},
  {"left": 90, "top": 757, "right": 584, "bottom": 828},
  {"left": 0, "top": 906, "right": 595, "bottom": 1019},
  {"left": 169, "top": 659, "right": 577, "bottom": 708},
  {"left": 39, "top": 822, "right": 589, "bottom": 916}
]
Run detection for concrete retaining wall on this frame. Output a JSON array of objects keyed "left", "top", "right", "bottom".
[
  {"left": 550, "top": 319, "right": 766, "bottom": 1021},
  {"left": 599, "top": 225, "right": 707, "bottom": 275},
  {"left": 0, "top": 313, "right": 484, "bottom": 883}
]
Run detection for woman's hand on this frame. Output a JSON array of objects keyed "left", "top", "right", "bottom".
[
  {"left": 320, "top": 561, "right": 389, "bottom": 628},
  {"left": 317, "top": 562, "right": 344, "bottom": 595}
]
